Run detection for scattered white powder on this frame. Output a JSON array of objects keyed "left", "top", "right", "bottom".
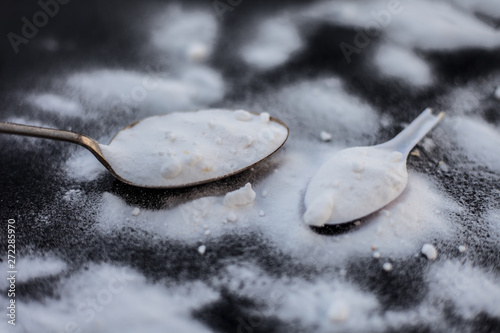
[
  {"left": 428, "top": 261, "right": 500, "bottom": 319},
  {"left": 438, "top": 161, "right": 449, "bottom": 172},
  {"left": 241, "top": 18, "right": 302, "bottom": 70},
  {"left": 5, "top": 264, "right": 217, "bottom": 333},
  {"left": 373, "top": 44, "right": 432, "bottom": 86},
  {"left": 450, "top": 0, "right": 500, "bottom": 18},
  {"left": 212, "top": 265, "right": 381, "bottom": 332},
  {"left": 396, "top": 0, "right": 500, "bottom": 49},
  {"left": 8, "top": 3, "right": 500, "bottom": 332},
  {"left": 421, "top": 244, "right": 438, "bottom": 260},
  {"left": 0, "top": 256, "right": 66, "bottom": 289},
  {"left": 320, "top": 131, "right": 332, "bottom": 142},
  {"left": 99, "top": 110, "right": 288, "bottom": 187},
  {"left": 62, "top": 189, "right": 83, "bottom": 202},
  {"left": 306, "top": 0, "right": 500, "bottom": 51},
  {"left": 226, "top": 213, "right": 237, "bottom": 223},
  {"left": 304, "top": 147, "right": 407, "bottom": 226},
  {"left": 131, "top": 208, "right": 141, "bottom": 216},
  {"left": 486, "top": 209, "right": 500, "bottom": 240},
  {"left": 150, "top": 5, "right": 218, "bottom": 63},
  {"left": 280, "top": 278, "right": 449, "bottom": 330},
  {"left": 96, "top": 157, "right": 458, "bottom": 269},
  {"left": 279, "top": 78, "right": 380, "bottom": 142},
  {"left": 223, "top": 183, "right": 256, "bottom": 207},
  {"left": 458, "top": 245, "right": 467, "bottom": 253},
  {"left": 383, "top": 263, "right": 393, "bottom": 271},
  {"left": 27, "top": 93, "right": 84, "bottom": 117},
  {"left": 187, "top": 43, "right": 209, "bottom": 62},
  {"left": 327, "top": 301, "right": 350, "bottom": 323},
  {"left": 179, "top": 66, "right": 225, "bottom": 106},
  {"left": 65, "top": 149, "right": 107, "bottom": 181},
  {"left": 450, "top": 116, "right": 500, "bottom": 172},
  {"left": 441, "top": 84, "right": 484, "bottom": 117},
  {"left": 67, "top": 66, "right": 225, "bottom": 117},
  {"left": 4, "top": 116, "right": 52, "bottom": 128},
  {"left": 197, "top": 245, "right": 206, "bottom": 255},
  {"left": 373, "top": 252, "right": 381, "bottom": 259}
]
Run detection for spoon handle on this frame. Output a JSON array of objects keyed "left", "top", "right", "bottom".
[
  {"left": 379, "top": 108, "right": 444, "bottom": 155},
  {"left": 0, "top": 121, "right": 109, "bottom": 168}
]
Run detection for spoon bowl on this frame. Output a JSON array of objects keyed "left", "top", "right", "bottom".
[
  {"left": 303, "top": 108, "right": 444, "bottom": 226},
  {"left": 0, "top": 109, "right": 289, "bottom": 188}
]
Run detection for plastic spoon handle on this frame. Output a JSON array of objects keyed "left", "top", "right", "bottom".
[
  {"left": 0, "top": 121, "right": 111, "bottom": 169},
  {"left": 377, "top": 108, "right": 444, "bottom": 155}
]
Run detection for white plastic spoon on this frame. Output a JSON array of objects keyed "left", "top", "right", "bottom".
[{"left": 303, "top": 108, "right": 444, "bottom": 226}]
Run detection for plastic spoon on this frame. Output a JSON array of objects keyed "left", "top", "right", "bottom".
[
  {"left": 0, "top": 110, "right": 289, "bottom": 188},
  {"left": 303, "top": 108, "right": 444, "bottom": 226}
]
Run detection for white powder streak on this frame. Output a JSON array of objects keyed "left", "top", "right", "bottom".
[
  {"left": 428, "top": 261, "right": 500, "bottom": 319},
  {"left": 307, "top": 0, "right": 500, "bottom": 51},
  {"left": 96, "top": 140, "right": 459, "bottom": 268},
  {"left": 67, "top": 66, "right": 224, "bottom": 117},
  {"left": 278, "top": 78, "right": 380, "bottom": 141},
  {"left": 150, "top": 5, "right": 218, "bottom": 63},
  {"left": 0, "top": 256, "right": 66, "bottom": 289},
  {"left": 450, "top": 116, "right": 500, "bottom": 172},
  {"left": 241, "top": 18, "right": 302, "bottom": 70},
  {"left": 9, "top": 264, "right": 217, "bottom": 333},
  {"left": 373, "top": 44, "right": 432, "bottom": 86},
  {"left": 27, "top": 93, "right": 84, "bottom": 117}
]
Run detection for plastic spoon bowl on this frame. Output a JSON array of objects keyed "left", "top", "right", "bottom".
[
  {"left": 303, "top": 108, "right": 444, "bottom": 226},
  {"left": 0, "top": 110, "right": 289, "bottom": 189}
]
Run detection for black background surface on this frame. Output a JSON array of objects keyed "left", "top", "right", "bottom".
[{"left": 1, "top": 1, "right": 500, "bottom": 332}]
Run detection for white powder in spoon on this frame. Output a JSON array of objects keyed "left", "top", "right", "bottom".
[
  {"left": 99, "top": 109, "right": 288, "bottom": 187},
  {"left": 303, "top": 147, "right": 407, "bottom": 226}
]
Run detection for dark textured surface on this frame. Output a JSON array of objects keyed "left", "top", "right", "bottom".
[{"left": 1, "top": 1, "right": 500, "bottom": 332}]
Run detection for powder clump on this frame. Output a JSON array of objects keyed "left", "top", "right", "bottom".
[
  {"left": 223, "top": 183, "right": 256, "bottom": 207},
  {"left": 421, "top": 243, "right": 438, "bottom": 260}
]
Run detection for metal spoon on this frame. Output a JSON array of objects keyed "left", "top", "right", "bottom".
[
  {"left": 0, "top": 110, "right": 289, "bottom": 188},
  {"left": 303, "top": 108, "right": 444, "bottom": 226}
]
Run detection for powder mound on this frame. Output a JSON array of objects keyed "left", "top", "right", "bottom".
[
  {"left": 223, "top": 183, "right": 256, "bottom": 207},
  {"left": 240, "top": 18, "right": 302, "bottom": 71},
  {"left": 304, "top": 147, "right": 408, "bottom": 226},
  {"left": 422, "top": 244, "right": 438, "bottom": 260},
  {"left": 99, "top": 109, "right": 288, "bottom": 187}
]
